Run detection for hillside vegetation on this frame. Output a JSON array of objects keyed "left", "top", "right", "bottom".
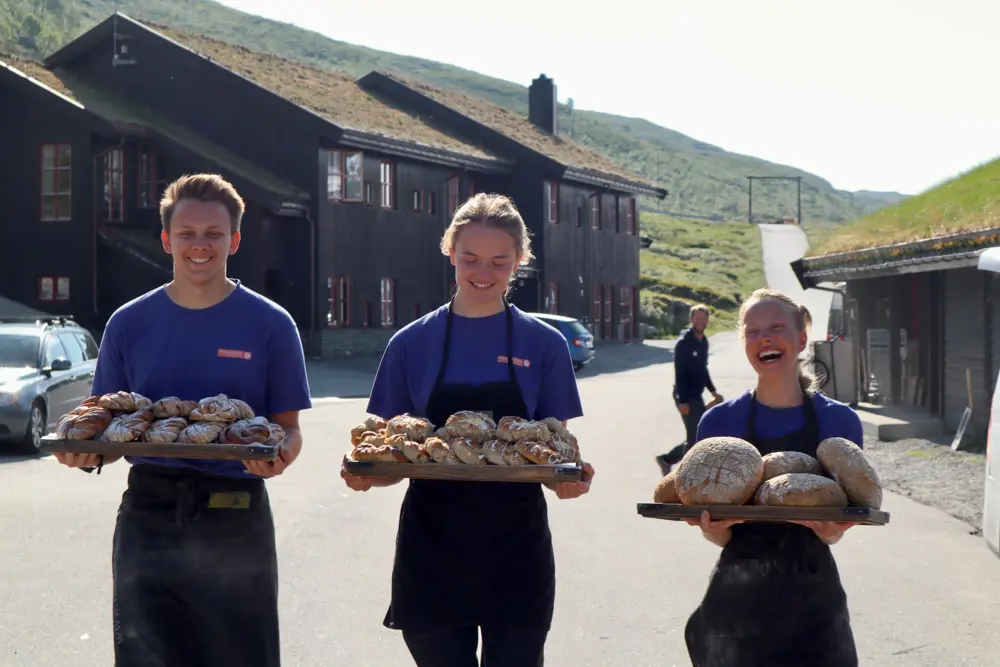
[
  {"left": 812, "top": 157, "right": 1000, "bottom": 255},
  {"left": 2, "top": 0, "right": 906, "bottom": 223}
]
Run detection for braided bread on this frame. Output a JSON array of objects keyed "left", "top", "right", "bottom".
[
  {"left": 98, "top": 391, "right": 152, "bottom": 413},
  {"left": 56, "top": 406, "right": 113, "bottom": 440},
  {"left": 104, "top": 410, "right": 155, "bottom": 442},
  {"left": 497, "top": 417, "right": 551, "bottom": 442},
  {"left": 452, "top": 437, "right": 487, "bottom": 465},
  {"left": 265, "top": 422, "right": 286, "bottom": 445},
  {"left": 351, "top": 416, "right": 388, "bottom": 445},
  {"left": 178, "top": 421, "right": 226, "bottom": 444},
  {"left": 230, "top": 398, "right": 255, "bottom": 420},
  {"left": 220, "top": 417, "right": 271, "bottom": 445},
  {"left": 445, "top": 411, "right": 497, "bottom": 441},
  {"left": 151, "top": 397, "right": 198, "bottom": 419},
  {"left": 352, "top": 442, "right": 408, "bottom": 463},
  {"left": 385, "top": 414, "right": 435, "bottom": 442},
  {"left": 142, "top": 417, "right": 189, "bottom": 444},
  {"left": 514, "top": 440, "right": 568, "bottom": 465},
  {"left": 189, "top": 394, "right": 239, "bottom": 423}
]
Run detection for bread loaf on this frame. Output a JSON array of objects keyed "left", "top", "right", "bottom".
[
  {"left": 761, "top": 451, "right": 823, "bottom": 481},
  {"left": 816, "top": 437, "right": 882, "bottom": 509},
  {"left": 755, "top": 473, "right": 849, "bottom": 507},
  {"left": 674, "top": 437, "right": 764, "bottom": 505},
  {"left": 653, "top": 471, "right": 681, "bottom": 503}
]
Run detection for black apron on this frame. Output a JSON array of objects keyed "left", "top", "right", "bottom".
[
  {"left": 383, "top": 302, "right": 556, "bottom": 632},
  {"left": 112, "top": 464, "right": 280, "bottom": 667},
  {"left": 684, "top": 391, "right": 859, "bottom": 667}
]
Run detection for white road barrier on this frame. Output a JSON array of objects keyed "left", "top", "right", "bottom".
[{"left": 757, "top": 223, "right": 832, "bottom": 342}]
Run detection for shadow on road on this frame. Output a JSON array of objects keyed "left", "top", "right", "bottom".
[
  {"left": 0, "top": 451, "right": 47, "bottom": 465},
  {"left": 575, "top": 341, "right": 675, "bottom": 379}
]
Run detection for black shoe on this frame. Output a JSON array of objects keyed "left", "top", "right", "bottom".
[{"left": 656, "top": 445, "right": 687, "bottom": 476}]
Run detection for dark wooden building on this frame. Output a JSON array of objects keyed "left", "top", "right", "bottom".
[
  {"left": 793, "top": 227, "right": 1000, "bottom": 448},
  {"left": 4, "top": 12, "right": 667, "bottom": 356}
]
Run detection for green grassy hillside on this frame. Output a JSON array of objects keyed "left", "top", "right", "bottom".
[
  {"left": 812, "top": 157, "right": 1000, "bottom": 255},
  {"left": 2, "top": 0, "right": 906, "bottom": 223}
]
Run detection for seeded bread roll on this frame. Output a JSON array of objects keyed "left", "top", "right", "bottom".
[
  {"left": 761, "top": 451, "right": 824, "bottom": 482},
  {"left": 424, "top": 437, "right": 460, "bottom": 464},
  {"left": 674, "top": 437, "right": 764, "bottom": 505},
  {"left": 390, "top": 434, "right": 431, "bottom": 464},
  {"left": 445, "top": 411, "right": 497, "bottom": 441},
  {"left": 352, "top": 442, "right": 408, "bottom": 463},
  {"left": 653, "top": 470, "right": 681, "bottom": 503},
  {"left": 754, "top": 473, "right": 849, "bottom": 508},
  {"left": 816, "top": 437, "right": 883, "bottom": 509},
  {"left": 452, "top": 437, "right": 487, "bottom": 465}
]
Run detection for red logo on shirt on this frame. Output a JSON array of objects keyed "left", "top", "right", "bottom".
[
  {"left": 218, "top": 348, "right": 252, "bottom": 361},
  {"left": 497, "top": 355, "right": 531, "bottom": 368}
]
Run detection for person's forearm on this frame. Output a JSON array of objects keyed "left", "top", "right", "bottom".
[{"left": 705, "top": 370, "right": 717, "bottom": 394}]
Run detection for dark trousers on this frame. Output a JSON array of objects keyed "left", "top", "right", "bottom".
[
  {"left": 112, "top": 465, "right": 280, "bottom": 667},
  {"left": 679, "top": 396, "right": 707, "bottom": 449},
  {"left": 402, "top": 624, "right": 549, "bottom": 667}
]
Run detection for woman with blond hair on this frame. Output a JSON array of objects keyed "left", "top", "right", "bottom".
[
  {"left": 683, "top": 288, "right": 863, "bottom": 667},
  {"left": 341, "top": 193, "right": 595, "bottom": 666}
]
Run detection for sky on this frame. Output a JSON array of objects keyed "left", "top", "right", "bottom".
[{"left": 214, "top": 0, "right": 1000, "bottom": 195}]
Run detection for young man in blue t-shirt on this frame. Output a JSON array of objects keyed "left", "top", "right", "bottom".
[{"left": 53, "top": 173, "right": 312, "bottom": 667}]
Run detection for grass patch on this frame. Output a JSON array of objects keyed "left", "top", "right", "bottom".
[
  {"left": 906, "top": 449, "right": 937, "bottom": 459},
  {"left": 813, "top": 157, "right": 1000, "bottom": 255}
]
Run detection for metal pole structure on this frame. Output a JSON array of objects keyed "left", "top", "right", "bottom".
[{"left": 748, "top": 177, "right": 753, "bottom": 223}]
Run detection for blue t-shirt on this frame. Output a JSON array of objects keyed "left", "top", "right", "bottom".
[
  {"left": 91, "top": 281, "right": 313, "bottom": 478},
  {"left": 697, "top": 390, "right": 864, "bottom": 447},
  {"left": 367, "top": 304, "right": 584, "bottom": 424}
]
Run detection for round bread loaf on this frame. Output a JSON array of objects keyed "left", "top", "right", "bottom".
[
  {"left": 761, "top": 451, "right": 823, "bottom": 481},
  {"left": 675, "top": 437, "right": 764, "bottom": 505},
  {"left": 653, "top": 471, "right": 681, "bottom": 503},
  {"left": 816, "top": 437, "right": 883, "bottom": 509},
  {"left": 754, "top": 473, "right": 849, "bottom": 507}
]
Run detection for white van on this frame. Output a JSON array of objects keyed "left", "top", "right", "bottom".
[{"left": 976, "top": 248, "right": 1000, "bottom": 556}]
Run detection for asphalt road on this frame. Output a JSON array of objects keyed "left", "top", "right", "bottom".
[{"left": 2, "top": 336, "right": 999, "bottom": 666}]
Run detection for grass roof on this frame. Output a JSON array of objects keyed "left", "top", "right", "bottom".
[
  {"left": 1, "top": 52, "right": 76, "bottom": 100},
  {"left": 141, "top": 22, "right": 502, "bottom": 162},
  {"left": 388, "top": 73, "right": 658, "bottom": 187},
  {"left": 810, "top": 157, "right": 1000, "bottom": 256}
]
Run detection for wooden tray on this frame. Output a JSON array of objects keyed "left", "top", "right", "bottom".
[
  {"left": 39, "top": 436, "right": 280, "bottom": 461},
  {"left": 636, "top": 503, "right": 890, "bottom": 526},
  {"left": 343, "top": 457, "right": 583, "bottom": 483}
]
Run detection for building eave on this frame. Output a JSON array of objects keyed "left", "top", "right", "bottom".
[
  {"left": 338, "top": 129, "right": 511, "bottom": 174},
  {"left": 794, "top": 226, "right": 1000, "bottom": 285},
  {"left": 562, "top": 166, "right": 668, "bottom": 199}
]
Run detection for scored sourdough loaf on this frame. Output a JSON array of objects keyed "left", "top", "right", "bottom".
[
  {"left": 675, "top": 437, "right": 764, "bottom": 505},
  {"left": 653, "top": 470, "right": 681, "bottom": 503},
  {"left": 754, "top": 473, "right": 849, "bottom": 507},
  {"left": 760, "top": 451, "right": 823, "bottom": 481},
  {"left": 816, "top": 437, "right": 883, "bottom": 509}
]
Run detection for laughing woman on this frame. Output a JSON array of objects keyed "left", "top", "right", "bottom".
[
  {"left": 341, "top": 193, "right": 595, "bottom": 667},
  {"left": 683, "top": 288, "right": 864, "bottom": 667}
]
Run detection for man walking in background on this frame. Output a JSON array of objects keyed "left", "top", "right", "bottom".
[{"left": 656, "top": 304, "right": 722, "bottom": 475}]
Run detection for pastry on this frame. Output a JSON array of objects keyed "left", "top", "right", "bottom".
[
  {"left": 482, "top": 439, "right": 528, "bottom": 465},
  {"left": 151, "top": 397, "right": 198, "bottom": 419},
  {"left": 386, "top": 414, "right": 435, "bottom": 442},
  {"left": 550, "top": 434, "right": 580, "bottom": 463},
  {"left": 220, "top": 417, "right": 271, "bottom": 444},
  {"left": 142, "top": 417, "right": 189, "bottom": 444},
  {"left": 178, "top": 421, "right": 226, "bottom": 444},
  {"left": 445, "top": 411, "right": 497, "bottom": 441},
  {"left": 674, "top": 437, "right": 764, "bottom": 506},
  {"left": 265, "top": 422, "right": 286, "bottom": 445},
  {"left": 514, "top": 441, "right": 567, "bottom": 465},
  {"left": 351, "top": 416, "right": 388, "bottom": 445},
  {"left": 452, "top": 437, "right": 487, "bottom": 465},
  {"left": 230, "top": 398, "right": 255, "bottom": 420},
  {"left": 352, "top": 442, "right": 408, "bottom": 463},
  {"left": 98, "top": 391, "right": 152, "bottom": 412},
  {"left": 103, "top": 410, "right": 155, "bottom": 442},
  {"left": 56, "top": 406, "right": 112, "bottom": 440},
  {"left": 497, "top": 417, "right": 551, "bottom": 442},
  {"left": 189, "top": 394, "right": 239, "bottom": 423},
  {"left": 387, "top": 434, "right": 430, "bottom": 463},
  {"left": 424, "top": 437, "right": 460, "bottom": 464}
]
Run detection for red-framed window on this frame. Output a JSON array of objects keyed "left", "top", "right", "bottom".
[
  {"left": 589, "top": 193, "right": 601, "bottom": 230},
  {"left": 380, "top": 277, "right": 395, "bottom": 327},
  {"left": 38, "top": 275, "right": 70, "bottom": 302},
  {"left": 103, "top": 147, "right": 125, "bottom": 221},
  {"left": 446, "top": 176, "right": 460, "bottom": 217},
  {"left": 625, "top": 197, "right": 636, "bottom": 235},
  {"left": 545, "top": 181, "right": 558, "bottom": 224},
  {"left": 40, "top": 143, "right": 72, "bottom": 221},
  {"left": 137, "top": 150, "right": 160, "bottom": 209},
  {"left": 324, "top": 149, "right": 363, "bottom": 202},
  {"left": 602, "top": 285, "right": 613, "bottom": 340},
  {"left": 619, "top": 285, "right": 633, "bottom": 341},
  {"left": 547, "top": 281, "right": 559, "bottom": 314},
  {"left": 412, "top": 190, "right": 421, "bottom": 212},
  {"left": 426, "top": 191, "right": 436, "bottom": 215},
  {"left": 380, "top": 161, "right": 395, "bottom": 209},
  {"left": 326, "top": 276, "right": 351, "bottom": 327}
]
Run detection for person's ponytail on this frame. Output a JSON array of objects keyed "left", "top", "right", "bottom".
[{"left": 796, "top": 303, "right": 816, "bottom": 395}]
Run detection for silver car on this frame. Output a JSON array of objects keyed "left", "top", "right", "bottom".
[{"left": 0, "top": 317, "right": 99, "bottom": 455}]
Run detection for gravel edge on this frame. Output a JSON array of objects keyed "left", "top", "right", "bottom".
[{"left": 863, "top": 435, "right": 987, "bottom": 534}]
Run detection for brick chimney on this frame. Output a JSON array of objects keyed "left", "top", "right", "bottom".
[{"left": 528, "top": 74, "right": 558, "bottom": 135}]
